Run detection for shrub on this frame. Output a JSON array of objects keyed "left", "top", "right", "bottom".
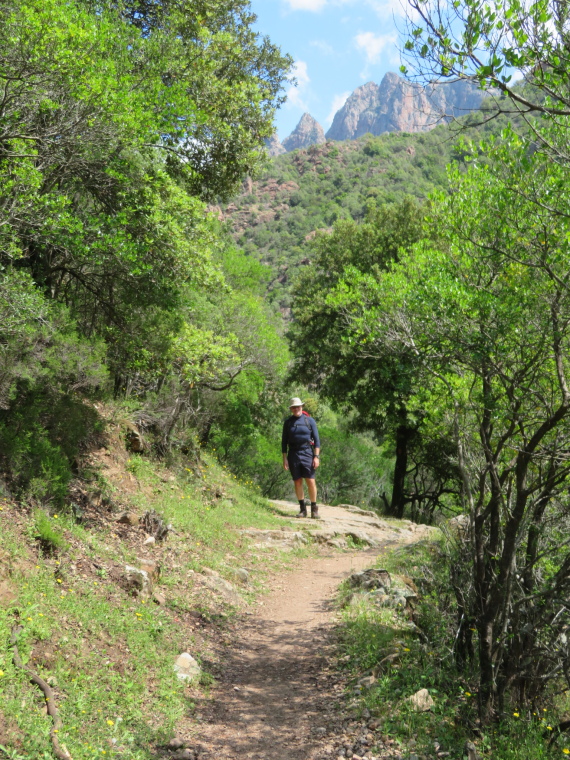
[{"left": 33, "top": 510, "right": 68, "bottom": 554}]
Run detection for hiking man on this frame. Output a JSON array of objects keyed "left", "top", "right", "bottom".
[{"left": 282, "top": 397, "right": 321, "bottom": 519}]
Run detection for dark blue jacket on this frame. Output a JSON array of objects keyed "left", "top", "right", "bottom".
[{"left": 281, "top": 414, "right": 320, "bottom": 454}]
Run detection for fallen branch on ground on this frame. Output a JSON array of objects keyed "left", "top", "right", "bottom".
[{"left": 9, "top": 624, "right": 73, "bottom": 760}]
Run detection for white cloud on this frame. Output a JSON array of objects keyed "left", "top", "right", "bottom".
[
  {"left": 326, "top": 91, "right": 351, "bottom": 125},
  {"left": 365, "top": 0, "right": 407, "bottom": 18},
  {"left": 354, "top": 31, "right": 396, "bottom": 64},
  {"left": 284, "top": 0, "right": 327, "bottom": 10},
  {"left": 284, "top": 0, "right": 355, "bottom": 10},
  {"left": 354, "top": 31, "right": 398, "bottom": 79},
  {"left": 286, "top": 60, "right": 311, "bottom": 111},
  {"left": 310, "top": 39, "right": 335, "bottom": 56}
]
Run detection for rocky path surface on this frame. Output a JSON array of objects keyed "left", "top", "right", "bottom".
[{"left": 177, "top": 503, "right": 436, "bottom": 760}]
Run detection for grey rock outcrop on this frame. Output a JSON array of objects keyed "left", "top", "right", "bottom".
[
  {"left": 282, "top": 113, "right": 326, "bottom": 152},
  {"left": 265, "top": 133, "right": 286, "bottom": 157},
  {"left": 326, "top": 72, "right": 485, "bottom": 140}
]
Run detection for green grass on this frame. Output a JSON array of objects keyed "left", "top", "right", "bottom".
[
  {"left": 31, "top": 510, "right": 68, "bottom": 555},
  {"left": 333, "top": 538, "right": 570, "bottom": 759},
  {"left": 0, "top": 453, "right": 315, "bottom": 759}
]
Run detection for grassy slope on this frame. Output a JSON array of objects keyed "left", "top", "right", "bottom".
[
  {"left": 0, "top": 418, "right": 311, "bottom": 760},
  {"left": 335, "top": 540, "right": 570, "bottom": 760}
]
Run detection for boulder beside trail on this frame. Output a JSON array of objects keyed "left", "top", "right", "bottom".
[
  {"left": 173, "top": 653, "right": 201, "bottom": 683},
  {"left": 348, "top": 568, "right": 391, "bottom": 591}
]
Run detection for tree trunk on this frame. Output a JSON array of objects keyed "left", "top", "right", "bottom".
[{"left": 390, "top": 423, "right": 413, "bottom": 518}]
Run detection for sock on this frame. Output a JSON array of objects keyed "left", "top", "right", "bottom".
[
  {"left": 311, "top": 502, "right": 317, "bottom": 509},
  {"left": 299, "top": 499, "right": 306, "bottom": 510}
]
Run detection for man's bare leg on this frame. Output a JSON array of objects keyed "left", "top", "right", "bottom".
[{"left": 306, "top": 478, "right": 317, "bottom": 502}]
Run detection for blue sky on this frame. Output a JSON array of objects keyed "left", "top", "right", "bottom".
[{"left": 250, "top": 0, "right": 408, "bottom": 141}]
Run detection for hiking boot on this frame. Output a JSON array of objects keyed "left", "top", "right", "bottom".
[
  {"left": 295, "top": 507, "right": 308, "bottom": 518},
  {"left": 310, "top": 503, "right": 321, "bottom": 519}
]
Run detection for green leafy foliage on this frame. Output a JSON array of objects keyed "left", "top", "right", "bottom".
[
  {"left": 287, "top": 198, "right": 461, "bottom": 518},
  {"left": 33, "top": 510, "right": 68, "bottom": 554},
  {"left": 316, "top": 128, "right": 570, "bottom": 719},
  {"left": 0, "top": 0, "right": 293, "bottom": 499}
]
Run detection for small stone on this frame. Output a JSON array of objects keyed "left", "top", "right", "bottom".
[
  {"left": 124, "top": 565, "right": 152, "bottom": 599},
  {"left": 168, "top": 738, "right": 186, "bottom": 749},
  {"left": 464, "top": 741, "right": 481, "bottom": 760},
  {"left": 173, "top": 653, "right": 201, "bottom": 683},
  {"left": 202, "top": 574, "right": 240, "bottom": 604},
  {"left": 173, "top": 750, "right": 194, "bottom": 760},
  {"left": 143, "top": 535, "right": 156, "bottom": 545},
  {"left": 234, "top": 568, "right": 249, "bottom": 584},
  {"left": 405, "top": 688, "right": 435, "bottom": 712},
  {"left": 358, "top": 676, "right": 376, "bottom": 689},
  {"left": 116, "top": 512, "right": 139, "bottom": 526},
  {"left": 136, "top": 558, "right": 160, "bottom": 583},
  {"left": 153, "top": 592, "right": 166, "bottom": 605}
]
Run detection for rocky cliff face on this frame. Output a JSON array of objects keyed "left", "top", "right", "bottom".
[
  {"left": 326, "top": 72, "right": 485, "bottom": 140},
  {"left": 265, "top": 133, "right": 287, "bottom": 157},
  {"left": 282, "top": 113, "right": 326, "bottom": 152}
]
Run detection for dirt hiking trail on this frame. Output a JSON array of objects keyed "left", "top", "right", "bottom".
[{"left": 180, "top": 501, "right": 436, "bottom": 760}]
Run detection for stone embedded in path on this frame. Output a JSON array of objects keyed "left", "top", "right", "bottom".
[
  {"left": 240, "top": 528, "right": 309, "bottom": 551},
  {"left": 173, "top": 652, "right": 201, "bottom": 683}
]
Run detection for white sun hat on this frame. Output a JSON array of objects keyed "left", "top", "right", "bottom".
[{"left": 288, "top": 397, "right": 304, "bottom": 407}]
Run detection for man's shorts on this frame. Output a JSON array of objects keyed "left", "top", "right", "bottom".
[{"left": 288, "top": 449, "right": 315, "bottom": 480}]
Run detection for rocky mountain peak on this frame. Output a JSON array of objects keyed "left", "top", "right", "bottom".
[
  {"left": 326, "top": 72, "right": 485, "bottom": 141},
  {"left": 265, "top": 133, "right": 286, "bottom": 157},
  {"left": 282, "top": 113, "right": 326, "bottom": 152}
]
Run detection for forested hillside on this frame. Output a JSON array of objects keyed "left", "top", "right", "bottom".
[
  {"left": 6, "top": 0, "right": 570, "bottom": 754},
  {"left": 0, "top": 0, "right": 296, "bottom": 507},
  {"left": 220, "top": 112, "right": 506, "bottom": 312}
]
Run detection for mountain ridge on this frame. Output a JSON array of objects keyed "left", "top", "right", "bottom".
[{"left": 267, "top": 72, "right": 487, "bottom": 155}]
